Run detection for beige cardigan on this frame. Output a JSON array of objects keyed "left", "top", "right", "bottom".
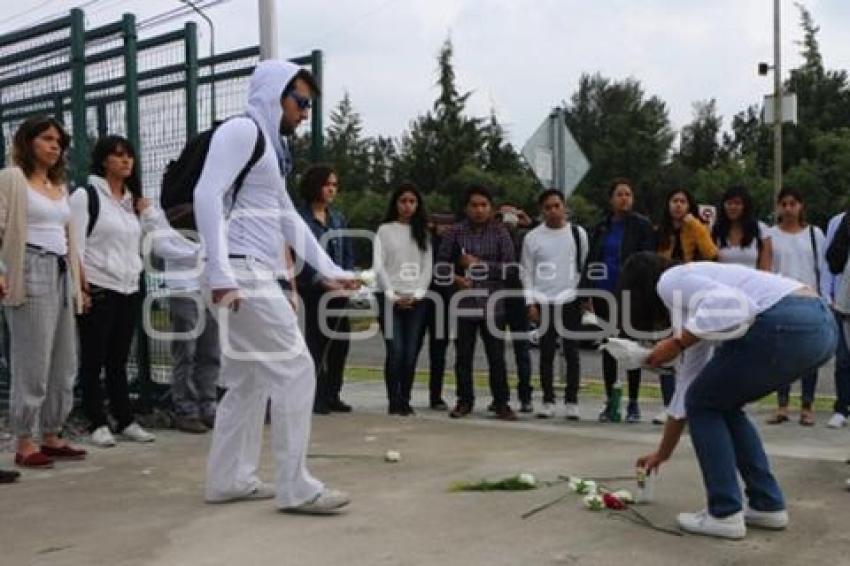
[{"left": 0, "top": 167, "right": 83, "bottom": 312}]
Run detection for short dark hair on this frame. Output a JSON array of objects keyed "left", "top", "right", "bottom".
[
  {"left": 608, "top": 177, "right": 635, "bottom": 197},
  {"left": 12, "top": 115, "right": 70, "bottom": 185},
  {"left": 299, "top": 163, "right": 335, "bottom": 204},
  {"left": 90, "top": 135, "right": 141, "bottom": 199},
  {"left": 538, "top": 188, "right": 565, "bottom": 207},
  {"left": 283, "top": 68, "right": 321, "bottom": 98},
  {"left": 462, "top": 184, "right": 494, "bottom": 208}
]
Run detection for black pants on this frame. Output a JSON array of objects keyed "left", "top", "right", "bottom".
[
  {"left": 378, "top": 295, "right": 428, "bottom": 409},
  {"left": 594, "top": 296, "right": 641, "bottom": 402},
  {"left": 538, "top": 302, "right": 582, "bottom": 404},
  {"left": 424, "top": 293, "right": 450, "bottom": 403},
  {"left": 303, "top": 291, "right": 350, "bottom": 409},
  {"left": 504, "top": 296, "right": 533, "bottom": 403},
  {"left": 454, "top": 317, "right": 509, "bottom": 407},
  {"left": 78, "top": 288, "right": 140, "bottom": 432}
]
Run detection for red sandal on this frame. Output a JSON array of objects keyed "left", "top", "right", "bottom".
[{"left": 15, "top": 451, "right": 54, "bottom": 469}]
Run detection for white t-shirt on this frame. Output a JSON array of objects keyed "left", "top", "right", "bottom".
[
  {"left": 658, "top": 262, "right": 804, "bottom": 419},
  {"left": 716, "top": 221, "right": 769, "bottom": 268},
  {"left": 766, "top": 224, "right": 830, "bottom": 297},
  {"left": 520, "top": 222, "right": 588, "bottom": 304},
  {"left": 26, "top": 187, "right": 70, "bottom": 256},
  {"left": 373, "top": 221, "right": 432, "bottom": 301}
]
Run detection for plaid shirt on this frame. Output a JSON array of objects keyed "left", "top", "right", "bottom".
[{"left": 436, "top": 218, "right": 516, "bottom": 318}]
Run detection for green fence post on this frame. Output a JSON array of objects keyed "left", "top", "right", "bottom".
[
  {"left": 121, "top": 12, "right": 153, "bottom": 410},
  {"left": 185, "top": 22, "right": 199, "bottom": 137},
  {"left": 70, "top": 8, "right": 87, "bottom": 186},
  {"left": 310, "top": 49, "right": 323, "bottom": 162}
]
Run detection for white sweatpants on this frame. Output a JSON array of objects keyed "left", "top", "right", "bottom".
[{"left": 204, "top": 259, "right": 322, "bottom": 508}]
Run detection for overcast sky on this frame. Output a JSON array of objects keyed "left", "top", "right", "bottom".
[{"left": 4, "top": 0, "right": 850, "bottom": 149}]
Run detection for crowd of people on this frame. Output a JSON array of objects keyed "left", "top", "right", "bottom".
[{"left": 0, "top": 59, "right": 847, "bottom": 534}]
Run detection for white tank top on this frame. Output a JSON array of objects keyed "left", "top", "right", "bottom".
[{"left": 26, "top": 186, "right": 70, "bottom": 255}]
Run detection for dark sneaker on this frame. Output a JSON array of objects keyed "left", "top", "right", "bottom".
[
  {"left": 625, "top": 401, "right": 641, "bottom": 424},
  {"left": 519, "top": 401, "right": 534, "bottom": 413},
  {"left": 429, "top": 399, "right": 449, "bottom": 411},
  {"left": 0, "top": 469, "right": 20, "bottom": 483},
  {"left": 449, "top": 403, "right": 472, "bottom": 418},
  {"left": 328, "top": 399, "right": 353, "bottom": 413},
  {"left": 494, "top": 405, "right": 518, "bottom": 421},
  {"left": 400, "top": 404, "right": 416, "bottom": 416},
  {"left": 174, "top": 415, "right": 209, "bottom": 434}
]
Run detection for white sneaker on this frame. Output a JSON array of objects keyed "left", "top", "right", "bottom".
[
  {"left": 845, "top": 478, "right": 850, "bottom": 491},
  {"left": 536, "top": 402, "right": 555, "bottom": 419},
  {"left": 564, "top": 403, "right": 580, "bottom": 421},
  {"left": 90, "top": 425, "right": 116, "bottom": 447},
  {"left": 207, "top": 482, "right": 275, "bottom": 504},
  {"left": 652, "top": 410, "right": 668, "bottom": 425},
  {"left": 120, "top": 422, "right": 156, "bottom": 443},
  {"left": 281, "top": 488, "right": 350, "bottom": 515},
  {"left": 827, "top": 413, "right": 847, "bottom": 429},
  {"left": 744, "top": 507, "right": 788, "bottom": 530},
  {"left": 676, "top": 509, "right": 746, "bottom": 540}
]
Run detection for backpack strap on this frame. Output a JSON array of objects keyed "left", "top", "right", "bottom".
[
  {"left": 228, "top": 118, "right": 266, "bottom": 214},
  {"left": 810, "top": 225, "right": 821, "bottom": 291},
  {"left": 571, "top": 223, "right": 584, "bottom": 275},
  {"left": 84, "top": 184, "right": 99, "bottom": 237}
]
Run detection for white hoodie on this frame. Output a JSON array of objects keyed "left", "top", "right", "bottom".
[{"left": 193, "top": 60, "right": 351, "bottom": 289}]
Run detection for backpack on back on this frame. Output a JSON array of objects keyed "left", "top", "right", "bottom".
[{"left": 160, "top": 116, "right": 265, "bottom": 230}]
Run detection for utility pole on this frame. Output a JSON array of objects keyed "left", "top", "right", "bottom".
[
  {"left": 773, "top": 0, "right": 782, "bottom": 205},
  {"left": 259, "top": 0, "right": 279, "bottom": 60}
]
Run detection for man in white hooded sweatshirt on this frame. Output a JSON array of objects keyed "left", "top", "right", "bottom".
[{"left": 194, "top": 60, "right": 357, "bottom": 514}]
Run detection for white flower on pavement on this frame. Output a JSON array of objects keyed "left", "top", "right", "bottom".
[{"left": 517, "top": 473, "right": 537, "bottom": 487}]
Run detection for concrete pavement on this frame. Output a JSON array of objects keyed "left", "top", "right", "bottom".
[{"left": 2, "top": 379, "right": 849, "bottom": 566}]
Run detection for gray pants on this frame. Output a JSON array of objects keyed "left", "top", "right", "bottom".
[
  {"left": 7, "top": 249, "right": 76, "bottom": 438},
  {"left": 169, "top": 294, "right": 220, "bottom": 418}
]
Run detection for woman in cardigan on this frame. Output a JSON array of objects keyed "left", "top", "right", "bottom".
[
  {"left": 0, "top": 115, "right": 86, "bottom": 469},
  {"left": 69, "top": 135, "right": 156, "bottom": 447}
]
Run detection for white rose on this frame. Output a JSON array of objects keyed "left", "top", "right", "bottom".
[
  {"left": 384, "top": 450, "right": 401, "bottom": 463},
  {"left": 358, "top": 269, "right": 377, "bottom": 288},
  {"left": 612, "top": 489, "right": 634, "bottom": 504},
  {"left": 517, "top": 473, "right": 536, "bottom": 487}
]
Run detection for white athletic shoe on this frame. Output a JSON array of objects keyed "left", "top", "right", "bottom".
[
  {"left": 827, "top": 413, "right": 847, "bottom": 429},
  {"left": 120, "top": 422, "right": 156, "bottom": 443},
  {"left": 677, "top": 509, "right": 746, "bottom": 540},
  {"left": 536, "top": 403, "right": 555, "bottom": 419},
  {"left": 652, "top": 411, "right": 668, "bottom": 425},
  {"left": 281, "top": 488, "right": 350, "bottom": 515},
  {"left": 845, "top": 478, "right": 850, "bottom": 491},
  {"left": 564, "top": 403, "right": 580, "bottom": 421},
  {"left": 90, "top": 425, "right": 116, "bottom": 448},
  {"left": 744, "top": 507, "right": 788, "bottom": 530}
]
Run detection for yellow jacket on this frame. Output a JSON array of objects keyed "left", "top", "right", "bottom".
[{"left": 658, "top": 215, "right": 718, "bottom": 262}]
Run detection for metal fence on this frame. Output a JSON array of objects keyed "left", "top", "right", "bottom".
[{"left": 0, "top": 8, "right": 324, "bottom": 415}]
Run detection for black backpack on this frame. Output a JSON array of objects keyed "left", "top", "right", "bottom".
[{"left": 160, "top": 116, "right": 265, "bottom": 230}]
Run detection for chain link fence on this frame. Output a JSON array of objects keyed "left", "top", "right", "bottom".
[{"left": 0, "top": 7, "right": 323, "bottom": 419}]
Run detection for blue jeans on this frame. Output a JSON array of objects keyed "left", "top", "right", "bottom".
[
  {"left": 378, "top": 296, "right": 428, "bottom": 409},
  {"left": 685, "top": 295, "right": 837, "bottom": 518},
  {"left": 834, "top": 311, "right": 850, "bottom": 416}
]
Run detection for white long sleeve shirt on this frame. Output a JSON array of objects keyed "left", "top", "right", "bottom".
[
  {"left": 69, "top": 175, "right": 143, "bottom": 294},
  {"left": 193, "top": 62, "right": 352, "bottom": 290},
  {"left": 373, "top": 222, "right": 432, "bottom": 301},
  {"left": 520, "top": 222, "right": 588, "bottom": 305},
  {"left": 658, "top": 262, "right": 803, "bottom": 419},
  {"left": 139, "top": 206, "right": 202, "bottom": 292}
]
